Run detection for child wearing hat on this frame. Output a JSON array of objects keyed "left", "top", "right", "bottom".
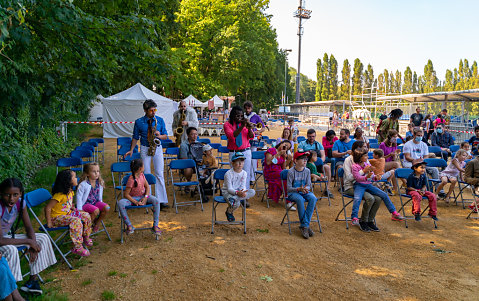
[
  {"left": 200, "top": 144, "right": 218, "bottom": 176},
  {"left": 222, "top": 152, "right": 256, "bottom": 222},
  {"left": 407, "top": 159, "right": 438, "bottom": 221},
  {"left": 287, "top": 151, "right": 318, "bottom": 239}
]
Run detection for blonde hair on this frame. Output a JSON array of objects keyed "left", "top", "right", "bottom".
[
  {"left": 454, "top": 149, "right": 468, "bottom": 159},
  {"left": 80, "top": 162, "right": 105, "bottom": 187}
]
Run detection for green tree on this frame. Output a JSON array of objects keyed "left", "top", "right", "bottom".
[
  {"left": 383, "top": 70, "right": 390, "bottom": 93},
  {"left": 328, "top": 54, "right": 338, "bottom": 100},
  {"left": 315, "top": 58, "right": 323, "bottom": 101},
  {"left": 423, "top": 59, "right": 438, "bottom": 92},
  {"left": 340, "top": 59, "right": 351, "bottom": 99},
  {"left": 352, "top": 58, "right": 363, "bottom": 96},
  {"left": 444, "top": 69, "right": 455, "bottom": 91},
  {"left": 403, "top": 67, "right": 413, "bottom": 94},
  {"left": 321, "top": 53, "right": 330, "bottom": 101}
]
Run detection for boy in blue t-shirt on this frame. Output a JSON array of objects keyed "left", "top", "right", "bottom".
[{"left": 332, "top": 129, "right": 355, "bottom": 171}]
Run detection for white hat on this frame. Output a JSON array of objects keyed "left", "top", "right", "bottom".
[{"left": 203, "top": 144, "right": 213, "bottom": 152}]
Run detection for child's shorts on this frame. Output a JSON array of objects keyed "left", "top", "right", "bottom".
[
  {"left": 439, "top": 173, "right": 457, "bottom": 182},
  {"left": 82, "top": 202, "right": 109, "bottom": 214},
  {"left": 380, "top": 171, "right": 393, "bottom": 180}
]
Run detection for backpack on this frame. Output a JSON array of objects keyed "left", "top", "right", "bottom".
[{"left": 188, "top": 142, "right": 205, "bottom": 164}]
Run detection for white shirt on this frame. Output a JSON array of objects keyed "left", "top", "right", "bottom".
[
  {"left": 402, "top": 140, "right": 428, "bottom": 168},
  {"left": 222, "top": 168, "right": 247, "bottom": 196}
]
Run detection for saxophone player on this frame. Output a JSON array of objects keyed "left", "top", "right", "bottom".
[
  {"left": 172, "top": 100, "right": 199, "bottom": 144},
  {"left": 125, "top": 99, "right": 169, "bottom": 209},
  {"left": 244, "top": 101, "right": 265, "bottom": 185}
]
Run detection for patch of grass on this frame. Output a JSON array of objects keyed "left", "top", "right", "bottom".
[
  {"left": 93, "top": 241, "right": 99, "bottom": 246},
  {"left": 152, "top": 269, "right": 158, "bottom": 274},
  {"left": 105, "top": 222, "right": 113, "bottom": 227},
  {"left": 27, "top": 286, "right": 69, "bottom": 301},
  {"left": 164, "top": 236, "right": 173, "bottom": 242},
  {"left": 256, "top": 228, "right": 269, "bottom": 233},
  {"left": 101, "top": 290, "right": 116, "bottom": 301},
  {"left": 73, "top": 259, "right": 88, "bottom": 269},
  {"left": 256, "top": 264, "right": 262, "bottom": 268},
  {"left": 31, "top": 165, "right": 58, "bottom": 189},
  {"left": 108, "top": 270, "right": 118, "bottom": 277},
  {"left": 120, "top": 273, "right": 127, "bottom": 278},
  {"left": 219, "top": 268, "right": 225, "bottom": 273},
  {"left": 81, "top": 279, "right": 93, "bottom": 286}
]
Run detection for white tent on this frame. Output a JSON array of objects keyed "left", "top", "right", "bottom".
[
  {"left": 89, "top": 95, "right": 103, "bottom": 121},
  {"left": 101, "top": 83, "right": 177, "bottom": 138},
  {"left": 210, "top": 95, "right": 224, "bottom": 107},
  {"left": 184, "top": 95, "right": 207, "bottom": 108}
]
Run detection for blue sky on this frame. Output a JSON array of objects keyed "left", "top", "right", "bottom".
[{"left": 266, "top": 0, "right": 479, "bottom": 81}]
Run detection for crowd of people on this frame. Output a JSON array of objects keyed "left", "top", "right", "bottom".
[{"left": 3, "top": 101, "right": 479, "bottom": 300}]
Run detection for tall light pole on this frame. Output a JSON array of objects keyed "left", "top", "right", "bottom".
[
  {"left": 283, "top": 49, "right": 292, "bottom": 106},
  {"left": 294, "top": 0, "right": 311, "bottom": 103}
]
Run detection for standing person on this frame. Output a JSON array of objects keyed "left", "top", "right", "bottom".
[
  {"left": 433, "top": 113, "right": 445, "bottom": 129},
  {"left": 442, "top": 109, "right": 451, "bottom": 127},
  {"left": 410, "top": 107, "right": 424, "bottom": 127},
  {"left": 423, "top": 114, "right": 434, "bottom": 143},
  {"left": 0, "top": 178, "right": 57, "bottom": 294},
  {"left": 222, "top": 152, "right": 256, "bottom": 222},
  {"left": 377, "top": 109, "right": 405, "bottom": 143},
  {"left": 260, "top": 110, "right": 270, "bottom": 131},
  {"left": 322, "top": 130, "right": 338, "bottom": 163},
  {"left": 286, "top": 152, "right": 318, "bottom": 239},
  {"left": 125, "top": 99, "right": 169, "bottom": 209},
  {"left": 172, "top": 100, "right": 199, "bottom": 145},
  {"left": 430, "top": 124, "right": 454, "bottom": 160},
  {"left": 332, "top": 111, "right": 339, "bottom": 128},
  {"left": 298, "top": 129, "right": 334, "bottom": 198},
  {"left": 244, "top": 101, "right": 265, "bottom": 185},
  {"left": 223, "top": 106, "right": 254, "bottom": 202},
  {"left": 378, "top": 111, "right": 388, "bottom": 121}
]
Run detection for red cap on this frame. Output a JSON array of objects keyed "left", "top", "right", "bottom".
[{"left": 293, "top": 151, "right": 310, "bottom": 160}]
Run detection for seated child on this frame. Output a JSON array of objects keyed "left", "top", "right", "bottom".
[
  {"left": 118, "top": 159, "right": 162, "bottom": 235},
  {"left": 286, "top": 152, "right": 318, "bottom": 239},
  {"left": 437, "top": 149, "right": 467, "bottom": 204},
  {"left": 460, "top": 141, "right": 473, "bottom": 159},
  {"left": 351, "top": 151, "right": 403, "bottom": 231},
  {"left": 45, "top": 170, "right": 92, "bottom": 257},
  {"left": 306, "top": 151, "right": 327, "bottom": 182},
  {"left": 369, "top": 149, "right": 398, "bottom": 194},
  {"left": 200, "top": 144, "right": 218, "bottom": 177},
  {"left": 405, "top": 123, "right": 414, "bottom": 138},
  {"left": 222, "top": 152, "right": 256, "bottom": 222},
  {"left": 468, "top": 125, "right": 479, "bottom": 155},
  {"left": 465, "top": 154, "right": 479, "bottom": 212},
  {"left": 406, "top": 160, "right": 438, "bottom": 221},
  {"left": 0, "top": 253, "right": 24, "bottom": 301},
  {"left": 76, "top": 163, "right": 110, "bottom": 233}
]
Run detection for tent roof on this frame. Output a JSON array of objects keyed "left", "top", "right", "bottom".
[
  {"left": 184, "top": 95, "right": 207, "bottom": 107},
  {"left": 210, "top": 95, "right": 223, "bottom": 107},
  {"left": 278, "top": 100, "right": 356, "bottom": 107},
  {"left": 376, "top": 89, "right": 479, "bottom": 103},
  {"left": 102, "top": 83, "right": 172, "bottom": 102}
]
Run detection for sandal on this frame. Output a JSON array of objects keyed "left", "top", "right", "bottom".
[
  {"left": 126, "top": 225, "right": 135, "bottom": 235},
  {"left": 83, "top": 237, "right": 93, "bottom": 247},
  {"left": 151, "top": 226, "right": 162, "bottom": 235},
  {"left": 72, "top": 246, "right": 90, "bottom": 257}
]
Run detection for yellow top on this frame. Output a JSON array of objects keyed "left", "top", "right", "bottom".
[{"left": 51, "top": 191, "right": 74, "bottom": 218}]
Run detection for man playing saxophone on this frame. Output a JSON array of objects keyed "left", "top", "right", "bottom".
[
  {"left": 125, "top": 99, "right": 169, "bottom": 209},
  {"left": 244, "top": 101, "right": 265, "bottom": 185},
  {"left": 172, "top": 100, "right": 199, "bottom": 145}
]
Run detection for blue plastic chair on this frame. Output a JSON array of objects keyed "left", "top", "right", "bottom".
[
  {"left": 24, "top": 189, "right": 73, "bottom": 269},
  {"left": 449, "top": 145, "right": 460, "bottom": 152},
  {"left": 369, "top": 138, "right": 378, "bottom": 144},
  {"left": 369, "top": 143, "right": 380, "bottom": 149},
  {"left": 251, "top": 151, "right": 267, "bottom": 205},
  {"left": 428, "top": 146, "right": 443, "bottom": 156},
  {"left": 210, "top": 169, "right": 246, "bottom": 234},
  {"left": 261, "top": 136, "right": 269, "bottom": 141},
  {"left": 198, "top": 138, "right": 211, "bottom": 144},
  {"left": 119, "top": 173, "right": 160, "bottom": 243},
  {"left": 334, "top": 168, "right": 355, "bottom": 229},
  {"left": 218, "top": 146, "right": 230, "bottom": 166},
  {"left": 71, "top": 149, "right": 94, "bottom": 165},
  {"left": 123, "top": 153, "right": 141, "bottom": 161},
  {"left": 111, "top": 162, "right": 132, "bottom": 210},
  {"left": 56, "top": 157, "right": 83, "bottom": 174},
  {"left": 169, "top": 159, "right": 204, "bottom": 214},
  {"left": 117, "top": 137, "right": 132, "bottom": 148},
  {"left": 89, "top": 138, "right": 105, "bottom": 164},
  {"left": 297, "top": 136, "right": 306, "bottom": 143},
  {"left": 280, "top": 170, "right": 322, "bottom": 235},
  {"left": 313, "top": 158, "right": 331, "bottom": 206},
  {"left": 394, "top": 168, "right": 437, "bottom": 229}
]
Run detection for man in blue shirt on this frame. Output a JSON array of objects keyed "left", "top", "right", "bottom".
[
  {"left": 332, "top": 128, "right": 355, "bottom": 172},
  {"left": 125, "top": 99, "right": 169, "bottom": 208},
  {"left": 297, "top": 128, "right": 333, "bottom": 198}
]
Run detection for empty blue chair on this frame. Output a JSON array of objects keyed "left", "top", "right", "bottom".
[
  {"left": 89, "top": 138, "right": 105, "bottom": 164},
  {"left": 71, "top": 149, "right": 93, "bottom": 165},
  {"left": 218, "top": 146, "right": 230, "bottom": 166},
  {"left": 56, "top": 157, "right": 82, "bottom": 174},
  {"left": 169, "top": 159, "right": 204, "bottom": 214},
  {"left": 450, "top": 145, "right": 460, "bottom": 152},
  {"left": 369, "top": 143, "right": 380, "bottom": 149},
  {"left": 369, "top": 138, "right": 378, "bottom": 144},
  {"left": 198, "top": 138, "right": 211, "bottom": 144},
  {"left": 211, "top": 169, "right": 246, "bottom": 234}
]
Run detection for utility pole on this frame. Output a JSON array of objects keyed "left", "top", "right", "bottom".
[
  {"left": 283, "top": 49, "right": 292, "bottom": 106},
  {"left": 294, "top": 0, "right": 311, "bottom": 104}
]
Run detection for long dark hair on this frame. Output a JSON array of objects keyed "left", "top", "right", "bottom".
[
  {"left": 228, "top": 106, "right": 243, "bottom": 125},
  {"left": 52, "top": 169, "right": 74, "bottom": 195},
  {"left": 0, "top": 178, "right": 25, "bottom": 238},
  {"left": 353, "top": 150, "right": 367, "bottom": 164},
  {"left": 130, "top": 159, "right": 144, "bottom": 188},
  {"left": 389, "top": 109, "right": 403, "bottom": 120},
  {"left": 276, "top": 140, "right": 291, "bottom": 151}
]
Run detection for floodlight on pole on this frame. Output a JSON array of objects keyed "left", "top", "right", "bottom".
[{"left": 294, "top": 0, "right": 311, "bottom": 104}]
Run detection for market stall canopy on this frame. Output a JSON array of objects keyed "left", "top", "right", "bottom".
[
  {"left": 100, "top": 83, "right": 176, "bottom": 138},
  {"left": 184, "top": 95, "right": 207, "bottom": 108},
  {"left": 210, "top": 95, "right": 224, "bottom": 107},
  {"left": 376, "top": 89, "right": 479, "bottom": 103},
  {"left": 276, "top": 100, "right": 357, "bottom": 107}
]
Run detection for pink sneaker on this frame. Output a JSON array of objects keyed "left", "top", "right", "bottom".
[
  {"left": 72, "top": 246, "right": 90, "bottom": 257},
  {"left": 83, "top": 237, "right": 93, "bottom": 247},
  {"left": 391, "top": 212, "right": 404, "bottom": 221},
  {"left": 351, "top": 217, "right": 360, "bottom": 226}
]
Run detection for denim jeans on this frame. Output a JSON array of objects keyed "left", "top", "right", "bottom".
[
  {"left": 352, "top": 182, "right": 396, "bottom": 219},
  {"left": 119, "top": 195, "right": 160, "bottom": 228},
  {"left": 288, "top": 192, "right": 318, "bottom": 227}
]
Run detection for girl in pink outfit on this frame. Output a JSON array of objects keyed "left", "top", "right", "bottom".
[{"left": 263, "top": 140, "right": 293, "bottom": 203}]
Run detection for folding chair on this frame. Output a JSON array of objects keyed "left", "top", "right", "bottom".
[
  {"left": 423, "top": 158, "right": 450, "bottom": 199},
  {"left": 218, "top": 146, "right": 231, "bottom": 167},
  {"left": 369, "top": 143, "right": 380, "bottom": 149},
  {"left": 210, "top": 169, "right": 246, "bottom": 234},
  {"left": 80, "top": 142, "right": 97, "bottom": 161},
  {"left": 56, "top": 157, "right": 83, "bottom": 174},
  {"left": 111, "top": 162, "right": 131, "bottom": 212},
  {"left": 369, "top": 138, "right": 378, "bottom": 144},
  {"left": 466, "top": 187, "right": 479, "bottom": 219},
  {"left": 457, "top": 179, "right": 475, "bottom": 209},
  {"left": 123, "top": 153, "right": 141, "bottom": 161},
  {"left": 198, "top": 138, "right": 211, "bottom": 144},
  {"left": 169, "top": 159, "right": 204, "bottom": 214},
  {"left": 261, "top": 136, "right": 269, "bottom": 141},
  {"left": 251, "top": 151, "right": 268, "bottom": 207},
  {"left": 449, "top": 145, "right": 460, "bottom": 153},
  {"left": 89, "top": 138, "right": 105, "bottom": 164},
  {"left": 118, "top": 173, "right": 161, "bottom": 243},
  {"left": 15, "top": 246, "right": 43, "bottom": 282},
  {"left": 334, "top": 168, "right": 355, "bottom": 229},
  {"left": 71, "top": 149, "right": 94, "bottom": 165},
  {"left": 394, "top": 168, "right": 438, "bottom": 229},
  {"left": 313, "top": 158, "right": 331, "bottom": 206},
  {"left": 24, "top": 189, "right": 73, "bottom": 269},
  {"left": 280, "top": 170, "right": 322, "bottom": 235},
  {"left": 297, "top": 136, "right": 306, "bottom": 143},
  {"left": 210, "top": 143, "right": 222, "bottom": 160},
  {"left": 164, "top": 147, "right": 179, "bottom": 185}
]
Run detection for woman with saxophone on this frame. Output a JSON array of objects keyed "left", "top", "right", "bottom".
[
  {"left": 223, "top": 106, "right": 255, "bottom": 207},
  {"left": 125, "top": 99, "right": 169, "bottom": 209},
  {"left": 172, "top": 100, "right": 199, "bottom": 146}
]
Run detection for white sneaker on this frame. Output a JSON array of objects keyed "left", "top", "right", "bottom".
[{"left": 287, "top": 203, "right": 297, "bottom": 211}]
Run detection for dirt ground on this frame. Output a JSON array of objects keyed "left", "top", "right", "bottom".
[{"left": 46, "top": 125, "right": 479, "bottom": 300}]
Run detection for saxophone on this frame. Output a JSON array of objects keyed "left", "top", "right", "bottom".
[
  {"left": 147, "top": 117, "right": 161, "bottom": 156},
  {"left": 174, "top": 109, "right": 186, "bottom": 147}
]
